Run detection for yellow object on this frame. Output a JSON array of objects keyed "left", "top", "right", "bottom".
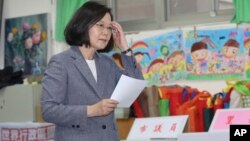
[{"left": 224, "top": 79, "right": 240, "bottom": 92}]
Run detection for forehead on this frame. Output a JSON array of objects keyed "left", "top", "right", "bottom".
[{"left": 97, "top": 13, "right": 112, "bottom": 23}]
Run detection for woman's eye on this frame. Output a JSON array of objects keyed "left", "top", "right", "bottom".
[
  {"left": 96, "top": 23, "right": 104, "bottom": 27},
  {"left": 107, "top": 27, "right": 113, "bottom": 31}
]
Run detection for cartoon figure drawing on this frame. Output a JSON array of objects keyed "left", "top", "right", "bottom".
[
  {"left": 166, "top": 50, "right": 187, "bottom": 79},
  {"left": 130, "top": 41, "right": 150, "bottom": 73},
  {"left": 134, "top": 52, "right": 150, "bottom": 73},
  {"left": 145, "top": 58, "right": 166, "bottom": 85},
  {"left": 189, "top": 41, "right": 209, "bottom": 74},
  {"left": 221, "top": 39, "right": 243, "bottom": 73},
  {"left": 167, "top": 50, "right": 186, "bottom": 72}
]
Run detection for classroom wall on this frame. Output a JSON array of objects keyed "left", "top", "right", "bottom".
[{"left": 1, "top": 0, "right": 238, "bottom": 94}]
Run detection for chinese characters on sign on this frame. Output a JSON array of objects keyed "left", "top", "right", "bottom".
[
  {"left": 1, "top": 125, "right": 54, "bottom": 141},
  {"left": 209, "top": 108, "right": 250, "bottom": 132},
  {"left": 127, "top": 116, "right": 188, "bottom": 140},
  {"left": 139, "top": 123, "right": 177, "bottom": 134}
]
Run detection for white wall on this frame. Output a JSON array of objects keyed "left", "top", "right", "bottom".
[
  {"left": 1, "top": 0, "right": 241, "bottom": 95},
  {"left": 3, "top": 0, "right": 52, "bottom": 18}
]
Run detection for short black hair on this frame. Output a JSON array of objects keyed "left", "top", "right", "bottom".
[{"left": 64, "top": 1, "right": 114, "bottom": 52}]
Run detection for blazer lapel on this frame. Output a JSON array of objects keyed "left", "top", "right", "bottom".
[
  {"left": 95, "top": 54, "right": 107, "bottom": 97},
  {"left": 70, "top": 47, "right": 101, "bottom": 99}
]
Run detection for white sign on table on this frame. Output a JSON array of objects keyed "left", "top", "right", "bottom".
[{"left": 127, "top": 115, "right": 188, "bottom": 141}]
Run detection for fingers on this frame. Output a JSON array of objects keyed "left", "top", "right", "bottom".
[
  {"left": 88, "top": 99, "right": 119, "bottom": 117},
  {"left": 100, "top": 99, "right": 119, "bottom": 116},
  {"left": 111, "top": 22, "right": 124, "bottom": 39},
  {"left": 111, "top": 21, "right": 129, "bottom": 51},
  {"left": 103, "top": 99, "right": 118, "bottom": 110},
  {"left": 111, "top": 21, "right": 123, "bottom": 33}
]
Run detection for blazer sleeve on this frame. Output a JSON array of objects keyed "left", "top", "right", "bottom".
[
  {"left": 41, "top": 55, "right": 87, "bottom": 130},
  {"left": 119, "top": 53, "right": 144, "bottom": 80}
]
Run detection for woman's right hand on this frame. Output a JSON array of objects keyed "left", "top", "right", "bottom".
[
  {"left": 87, "top": 99, "right": 119, "bottom": 117},
  {"left": 111, "top": 21, "right": 129, "bottom": 52}
]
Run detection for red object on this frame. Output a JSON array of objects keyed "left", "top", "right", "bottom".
[
  {"left": 132, "top": 100, "right": 144, "bottom": 117},
  {"left": 169, "top": 86, "right": 183, "bottom": 115},
  {"left": 176, "top": 91, "right": 211, "bottom": 132},
  {"left": 196, "top": 94, "right": 210, "bottom": 132},
  {"left": 224, "top": 87, "right": 233, "bottom": 103}
]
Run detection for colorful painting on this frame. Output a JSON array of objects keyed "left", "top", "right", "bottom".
[
  {"left": 4, "top": 13, "right": 48, "bottom": 76},
  {"left": 109, "top": 30, "right": 186, "bottom": 86},
  {"left": 243, "top": 27, "right": 250, "bottom": 78},
  {"left": 108, "top": 26, "right": 249, "bottom": 84},
  {"left": 185, "top": 28, "right": 246, "bottom": 80}
]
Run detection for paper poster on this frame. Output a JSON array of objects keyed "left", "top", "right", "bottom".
[
  {"left": 243, "top": 27, "right": 250, "bottom": 78},
  {"left": 184, "top": 28, "right": 246, "bottom": 80},
  {"left": 108, "top": 26, "right": 250, "bottom": 84},
  {"left": 110, "top": 30, "right": 186, "bottom": 86},
  {"left": 4, "top": 13, "right": 48, "bottom": 76}
]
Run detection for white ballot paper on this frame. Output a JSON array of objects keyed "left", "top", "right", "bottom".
[{"left": 111, "top": 74, "right": 147, "bottom": 108}]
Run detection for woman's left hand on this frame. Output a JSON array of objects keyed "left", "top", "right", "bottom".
[{"left": 111, "top": 21, "right": 129, "bottom": 52}]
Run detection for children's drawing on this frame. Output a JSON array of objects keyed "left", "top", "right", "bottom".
[
  {"left": 185, "top": 28, "right": 245, "bottom": 80},
  {"left": 108, "top": 26, "right": 249, "bottom": 82},
  {"left": 243, "top": 27, "right": 250, "bottom": 78},
  {"left": 111, "top": 30, "right": 186, "bottom": 86},
  {"left": 4, "top": 13, "right": 48, "bottom": 76}
]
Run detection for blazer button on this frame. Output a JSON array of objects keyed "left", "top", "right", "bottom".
[
  {"left": 102, "top": 124, "right": 106, "bottom": 129},
  {"left": 72, "top": 125, "right": 75, "bottom": 128},
  {"left": 76, "top": 125, "right": 80, "bottom": 128}
]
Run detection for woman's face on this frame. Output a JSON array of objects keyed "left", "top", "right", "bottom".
[{"left": 88, "top": 13, "right": 112, "bottom": 50}]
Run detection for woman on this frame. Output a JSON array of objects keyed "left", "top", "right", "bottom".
[{"left": 41, "top": 1, "right": 143, "bottom": 141}]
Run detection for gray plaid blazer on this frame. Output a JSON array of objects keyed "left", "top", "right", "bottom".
[{"left": 41, "top": 46, "right": 143, "bottom": 141}]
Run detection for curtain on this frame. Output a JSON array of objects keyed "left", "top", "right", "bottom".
[
  {"left": 231, "top": 0, "right": 250, "bottom": 23},
  {"left": 55, "top": 0, "right": 88, "bottom": 41}
]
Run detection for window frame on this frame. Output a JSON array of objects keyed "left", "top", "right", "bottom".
[{"left": 91, "top": 0, "right": 234, "bottom": 32}]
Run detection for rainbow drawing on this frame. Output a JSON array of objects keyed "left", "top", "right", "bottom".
[{"left": 131, "top": 41, "right": 148, "bottom": 52}]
